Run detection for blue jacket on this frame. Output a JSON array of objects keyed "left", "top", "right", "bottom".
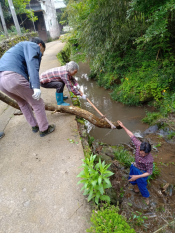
[{"left": 0, "top": 41, "right": 42, "bottom": 89}]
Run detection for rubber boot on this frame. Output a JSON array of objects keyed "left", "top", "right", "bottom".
[{"left": 56, "top": 92, "right": 70, "bottom": 106}]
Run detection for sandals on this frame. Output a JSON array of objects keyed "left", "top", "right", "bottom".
[{"left": 39, "top": 124, "right": 56, "bottom": 137}]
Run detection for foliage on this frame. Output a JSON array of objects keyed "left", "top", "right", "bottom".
[
  {"left": 77, "top": 154, "right": 114, "bottom": 204},
  {"left": 147, "top": 162, "right": 160, "bottom": 182},
  {"left": 1, "top": 0, "right": 37, "bottom": 22},
  {"left": 86, "top": 204, "right": 136, "bottom": 233},
  {"left": 167, "top": 131, "right": 175, "bottom": 140},
  {"left": 129, "top": 211, "right": 148, "bottom": 227},
  {"left": 0, "top": 31, "right": 38, "bottom": 57},
  {"left": 57, "top": 42, "right": 71, "bottom": 65},
  {"left": 63, "top": 0, "right": 175, "bottom": 121},
  {"left": 114, "top": 147, "right": 134, "bottom": 168}
]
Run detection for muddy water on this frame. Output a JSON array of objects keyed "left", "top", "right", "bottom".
[
  {"left": 76, "top": 62, "right": 175, "bottom": 187},
  {"left": 76, "top": 62, "right": 150, "bottom": 145}
]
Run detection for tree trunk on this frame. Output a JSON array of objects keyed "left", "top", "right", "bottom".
[{"left": 0, "top": 92, "right": 121, "bottom": 129}]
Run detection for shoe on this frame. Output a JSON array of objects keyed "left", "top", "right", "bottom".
[
  {"left": 55, "top": 92, "right": 70, "bottom": 106},
  {"left": 63, "top": 95, "right": 68, "bottom": 100},
  {"left": 39, "top": 124, "right": 56, "bottom": 137},
  {"left": 32, "top": 126, "right": 39, "bottom": 133},
  {"left": 0, "top": 132, "right": 5, "bottom": 139}
]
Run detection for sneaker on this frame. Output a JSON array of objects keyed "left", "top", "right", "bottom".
[
  {"left": 39, "top": 124, "right": 55, "bottom": 137},
  {"left": 0, "top": 132, "right": 5, "bottom": 139},
  {"left": 32, "top": 126, "right": 39, "bottom": 133}
]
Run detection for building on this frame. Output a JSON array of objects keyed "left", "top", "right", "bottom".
[{"left": 24, "top": 0, "right": 61, "bottom": 41}]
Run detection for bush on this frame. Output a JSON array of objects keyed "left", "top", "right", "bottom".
[
  {"left": 114, "top": 147, "right": 134, "bottom": 168},
  {"left": 57, "top": 42, "right": 71, "bottom": 65},
  {"left": 86, "top": 204, "right": 136, "bottom": 233},
  {"left": 77, "top": 154, "right": 114, "bottom": 204}
]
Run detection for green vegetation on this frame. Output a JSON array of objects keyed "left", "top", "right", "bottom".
[
  {"left": 77, "top": 154, "right": 114, "bottom": 204},
  {"left": 62, "top": 0, "right": 175, "bottom": 124},
  {"left": 57, "top": 42, "right": 71, "bottom": 65},
  {"left": 86, "top": 204, "right": 136, "bottom": 233},
  {"left": 129, "top": 211, "right": 148, "bottom": 227},
  {"left": 114, "top": 147, "right": 134, "bottom": 168}
]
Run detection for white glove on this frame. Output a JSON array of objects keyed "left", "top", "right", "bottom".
[
  {"left": 32, "top": 88, "right": 41, "bottom": 101},
  {"left": 81, "top": 94, "right": 87, "bottom": 100}
]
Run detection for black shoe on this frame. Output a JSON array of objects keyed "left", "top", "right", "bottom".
[
  {"left": 32, "top": 126, "right": 39, "bottom": 133},
  {"left": 39, "top": 124, "right": 56, "bottom": 137},
  {"left": 0, "top": 132, "right": 5, "bottom": 139}
]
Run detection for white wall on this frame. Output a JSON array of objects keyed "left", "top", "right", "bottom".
[
  {"left": 41, "top": 0, "right": 60, "bottom": 39},
  {"left": 54, "top": 0, "right": 66, "bottom": 9}
]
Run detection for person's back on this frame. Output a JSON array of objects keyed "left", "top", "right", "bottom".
[{"left": 0, "top": 41, "right": 42, "bottom": 88}]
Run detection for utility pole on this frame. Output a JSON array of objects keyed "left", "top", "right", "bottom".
[
  {"left": 0, "top": 3, "right": 9, "bottom": 38},
  {"left": 7, "top": 0, "right": 21, "bottom": 35}
]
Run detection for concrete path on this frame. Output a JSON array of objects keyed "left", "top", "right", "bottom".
[{"left": 0, "top": 40, "right": 90, "bottom": 233}]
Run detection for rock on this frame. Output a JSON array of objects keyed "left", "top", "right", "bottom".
[
  {"left": 95, "top": 154, "right": 113, "bottom": 164},
  {"left": 143, "top": 125, "right": 158, "bottom": 135}
]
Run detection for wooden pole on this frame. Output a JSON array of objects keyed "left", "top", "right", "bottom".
[
  {"left": 79, "top": 90, "right": 116, "bottom": 129},
  {"left": 0, "top": 3, "right": 9, "bottom": 38},
  {"left": 7, "top": 0, "right": 21, "bottom": 35}
]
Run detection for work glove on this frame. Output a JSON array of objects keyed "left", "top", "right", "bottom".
[
  {"left": 81, "top": 94, "right": 87, "bottom": 100},
  {"left": 32, "top": 88, "right": 41, "bottom": 101}
]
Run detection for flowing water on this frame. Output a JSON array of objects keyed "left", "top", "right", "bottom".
[{"left": 76, "top": 62, "right": 150, "bottom": 145}]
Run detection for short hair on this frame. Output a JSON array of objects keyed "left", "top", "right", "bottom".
[
  {"left": 30, "top": 37, "right": 46, "bottom": 49},
  {"left": 140, "top": 142, "right": 151, "bottom": 153},
  {"left": 66, "top": 61, "right": 79, "bottom": 73}
]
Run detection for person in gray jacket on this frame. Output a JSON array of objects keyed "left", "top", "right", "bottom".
[{"left": 0, "top": 37, "right": 55, "bottom": 137}]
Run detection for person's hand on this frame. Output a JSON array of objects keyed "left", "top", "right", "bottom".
[
  {"left": 128, "top": 175, "right": 139, "bottom": 182},
  {"left": 117, "top": 120, "right": 124, "bottom": 128},
  {"left": 81, "top": 94, "right": 87, "bottom": 100},
  {"left": 32, "top": 89, "right": 41, "bottom": 101}
]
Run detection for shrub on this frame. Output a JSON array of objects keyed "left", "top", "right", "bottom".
[
  {"left": 86, "top": 204, "right": 136, "bottom": 233},
  {"left": 57, "top": 42, "right": 71, "bottom": 65},
  {"left": 77, "top": 154, "right": 114, "bottom": 204},
  {"left": 114, "top": 147, "right": 134, "bottom": 168}
]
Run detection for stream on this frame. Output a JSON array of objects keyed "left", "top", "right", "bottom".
[
  {"left": 75, "top": 62, "right": 175, "bottom": 184},
  {"left": 76, "top": 62, "right": 150, "bottom": 145}
]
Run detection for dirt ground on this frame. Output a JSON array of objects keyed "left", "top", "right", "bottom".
[{"left": 0, "top": 40, "right": 91, "bottom": 233}]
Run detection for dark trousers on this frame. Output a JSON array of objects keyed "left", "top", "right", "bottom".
[{"left": 41, "top": 81, "right": 65, "bottom": 93}]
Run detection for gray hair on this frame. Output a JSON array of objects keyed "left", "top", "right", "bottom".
[{"left": 66, "top": 61, "right": 79, "bottom": 73}]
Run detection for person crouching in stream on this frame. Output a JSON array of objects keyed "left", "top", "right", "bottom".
[
  {"left": 117, "top": 121, "right": 153, "bottom": 205},
  {"left": 39, "top": 61, "right": 87, "bottom": 106}
]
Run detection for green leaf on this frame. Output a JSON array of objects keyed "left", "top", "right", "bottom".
[
  {"left": 91, "top": 180, "right": 97, "bottom": 187},
  {"left": 77, "top": 171, "right": 85, "bottom": 177},
  {"left": 83, "top": 188, "right": 90, "bottom": 196},
  {"left": 100, "top": 195, "right": 110, "bottom": 202},
  {"left": 88, "top": 187, "right": 94, "bottom": 202},
  {"left": 98, "top": 176, "right": 102, "bottom": 185},
  {"left": 95, "top": 195, "right": 100, "bottom": 204},
  {"left": 98, "top": 184, "right": 104, "bottom": 195},
  {"left": 104, "top": 178, "right": 111, "bottom": 185},
  {"left": 103, "top": 183, "right": 112, "bottom": 189}
]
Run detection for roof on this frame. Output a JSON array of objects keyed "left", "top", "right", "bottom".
[{"left": 54, "top": 0, "right": 66, "bottom": 9}]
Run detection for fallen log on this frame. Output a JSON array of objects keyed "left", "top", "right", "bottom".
[{"left": 0, "top": 92, "right": 121, "bottom": 129}]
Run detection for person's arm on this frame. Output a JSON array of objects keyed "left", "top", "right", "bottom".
[
  {"left": 117, "top": 121, "right": 134, "bottom": 138},
  {"left": 63, "top": 74, "right": 81, "bottom": 96},
  {"left": 129, "top": 172, "right": 150, "bottom": 181},
  {"left": 23, "top": 42, "right": 41, "bottom": 89}
]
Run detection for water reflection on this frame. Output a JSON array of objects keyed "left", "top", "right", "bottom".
[{"left": 76, "top": 62, "right": 150, "bottom": 145}]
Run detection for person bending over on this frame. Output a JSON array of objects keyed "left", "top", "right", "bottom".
[
  {"left": 39, "top": 61, "right": 87, "bottom": 106},
  {"left": 117, "top": 121, "right": 153, "bottom": 205},
  {"left": 0, "top": 37, "right": 55, "bottom": 137}
]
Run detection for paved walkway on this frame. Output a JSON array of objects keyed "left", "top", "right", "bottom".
[{"left": 0, "top": 40, "right": 90, "bottom": 233}]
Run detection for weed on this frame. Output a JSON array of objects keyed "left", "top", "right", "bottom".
[
  {"left": 129, "top": 211, "right": 148, "bottom": 226},
  {"left": 114, "top": 147, "right": 134, "bottom": 168},
  {"left": 77, "top": 154, "right": 114, "bottom": 204}
]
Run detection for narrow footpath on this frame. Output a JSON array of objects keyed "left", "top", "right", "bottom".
[{"left": 0, "top": 40, "right": 90, "bottom": 233}]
